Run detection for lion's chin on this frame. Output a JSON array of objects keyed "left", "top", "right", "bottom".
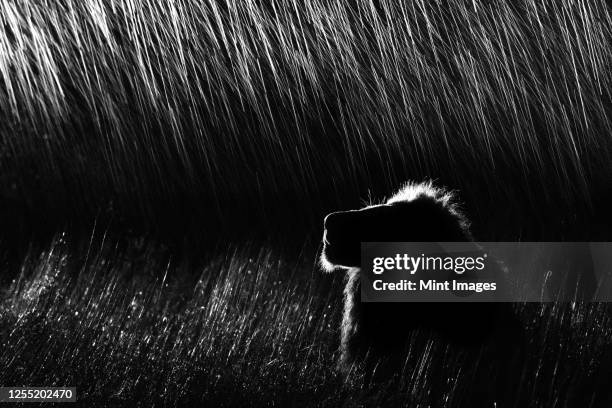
[
  {"left": 320, "top": 244, "right": 355, "bottom": 273},
  {"left": 319, "top": 253, "right": 338, "bottom": 273}
]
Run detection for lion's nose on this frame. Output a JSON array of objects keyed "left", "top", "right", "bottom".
[
  {"left": 324, "top": 211, "right": 347, "bottom": 232},
  {"left": 323, "top": 212, "right": 336, "bottom": 230},
  {"left": 323, "top": 210, "right": 357, "bottom": 243}
]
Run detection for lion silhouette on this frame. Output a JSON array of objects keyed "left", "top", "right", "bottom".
[{"left": 321, "top": 181, "right": 521, "bottom": 381}]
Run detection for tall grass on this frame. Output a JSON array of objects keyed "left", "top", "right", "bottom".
[
  {"left": 2, "top": 0, "right": 612, "bottom": 232},
  {"left": 0, "top": 233, "right": 343, "bottom": 405},
  {"left": 1, "top": 233, "right": 611, "bottom": 406}
]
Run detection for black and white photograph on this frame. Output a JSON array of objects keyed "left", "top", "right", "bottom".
[{"left": 1, "top": 0, "right": 612, "bottom": 406}]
